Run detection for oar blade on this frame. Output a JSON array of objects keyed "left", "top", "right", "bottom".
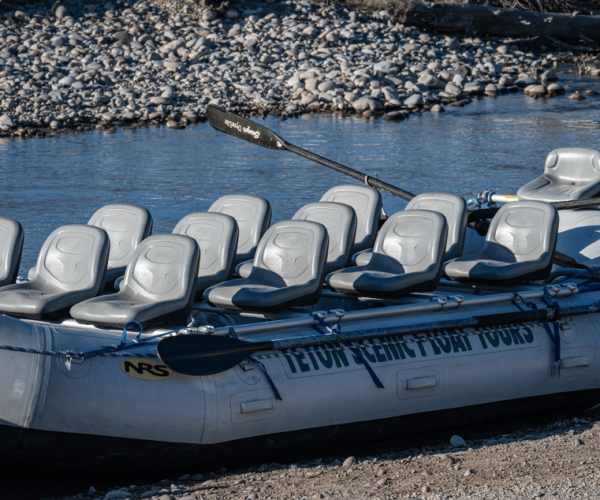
[
  {"left": 207, "top": 105, "right": 287, "bottom": 151},
  {"left": 157, "top": 334, "right": 253, "bottom": 376}
]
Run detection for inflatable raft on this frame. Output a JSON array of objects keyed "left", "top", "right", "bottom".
[{"left": 2, "top": 109, "right": 600, "bottom": 471}]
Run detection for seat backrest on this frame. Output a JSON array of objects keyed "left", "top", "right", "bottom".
[
  {"left": 482, "top": 201, "right": 558, "bottom": 264},
  {"left": 120, "top": 234, "right": 200, "bottom": 303},
  {"left": 208, "top": 194, "right": 271, "bottom": 265},
  {"left": 253, "top": 220, "right": 328, "bottom": 287},
  {"left": 292, "top": 202, "right": 357, "bottom": 273},
  {"left": 30, "top": 224, "right": 110, "bottom": 294},
  {"left": 0, "top": 217, "right": 24, "bottom": 287},
  {"left": 319, "top": 184, "right": 382, "bottom": 253},
  {"left": 373, "top": 210, "right": 447, "bottom": 274},
  {"left": 172, "top": 212, "right": 238, "bottom": 289},
  {"left": 517, "top": 148, "right": 600, "bottom": 202},
  {"left": 405, "top": 192, "right": 467, "bottom": 260},
  {"left": 88, "top": 204, "right": 153, "bottom": 274}
]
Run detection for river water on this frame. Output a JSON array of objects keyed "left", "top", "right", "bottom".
[{"left": 1, "top": 72, "right": 599, "bottom": 273}]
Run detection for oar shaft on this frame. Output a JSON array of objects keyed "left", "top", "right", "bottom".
[
  {"left": 272, "top": 309, "right": 548, "bottom": 350},
  {"left": 554, "top": 197, "right": 600, "bottom": 209},
  {"left": 286, "top": 144, "right": 415, "bottom": 201},
  {"left": 207, "top": 105, "right": 416, "bottom": 202},
  {"left": 469, "top": 197, "right": 600, "bottom": 223}
]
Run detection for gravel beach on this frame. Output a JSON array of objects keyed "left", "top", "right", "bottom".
[
  {"left": 0, "top": 0, "right": 596, "bottom": 138},
  {"left": 37, "top": 411, "right": 600, "bottom": 500}
]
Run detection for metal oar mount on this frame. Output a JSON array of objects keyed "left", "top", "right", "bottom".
[
  {"left": 468, "top": 197, "right": 600, "bottom": 224},
  {"left": 157, "top": 301, "right": 598, "bottom": 376},
  {"left": 206, "top": 105, "right": 416, "bottom": 202}
]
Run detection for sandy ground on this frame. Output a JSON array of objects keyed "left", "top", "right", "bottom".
[{"left": 27, "top": 408, "right": 600, "bottom": 500}]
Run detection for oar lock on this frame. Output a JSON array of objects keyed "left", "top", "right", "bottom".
[
  {"left": 467, "top": 189, "right": 499, "bottom": 210},
  {"left": 313, "top": 309, "right": 346, "bottom": 320},
  {"left": 175, "top": 325, "right": 215, "bottom": 336},
  {"left": 430, "top": 296, "right": 464, "bottom": 306}
]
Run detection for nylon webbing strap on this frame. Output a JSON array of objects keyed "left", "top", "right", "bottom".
[
  {"left": 311, "top": 313, "right": 384, "bottom": 389},
  {"left": 514, "top": 293, "right": 561, "bottom": 377},
  {"left": 229, "top": 326, "right": 282, "bottom": 400}
]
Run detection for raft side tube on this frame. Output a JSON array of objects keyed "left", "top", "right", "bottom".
[{"left": 0, "top": 314, "right": 51, "bottom": 428}]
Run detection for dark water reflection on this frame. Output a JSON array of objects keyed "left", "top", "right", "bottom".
[{"left": 1, "top": 73, "right": 599, "bottom": 272}]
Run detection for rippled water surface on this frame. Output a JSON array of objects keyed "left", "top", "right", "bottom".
[{"left": 1, "top": 73, "right": 600, "bottom": 272}]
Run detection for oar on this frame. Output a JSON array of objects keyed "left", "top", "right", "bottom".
[
  {"left": 157, "top": 301, "right": 597, "bottom": 376},
  {"left": 468, "top": 197, "right": 600, "bottom": 223},
  {"left": 206, "top": 105, "right": 416, "bottom": 202}
]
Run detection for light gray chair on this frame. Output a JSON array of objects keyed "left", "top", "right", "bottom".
[
  {"left": 208, "top": 194, "right": 271, "bottom": 266},
  {"left": 204, "top": 220, "right": 329, "bottom": 311},
  {"left": 88, "top": 204, "right": 153, "bottom": 286},
  {"left": 172, "top": 212, "right": 238, "bottom": 295},
  {"left": 320, "top": 184, "right": 382, "bottom": 253},
  {"left": 518, "top": 148, "right": 600, "bottom": 202},
  {"left": 71, "top": 234, "right": 200, "bottom": 328},
  {"left": 0, "top": 225, "right": 109, "bottom": 319},
  {"left": 353, "top": 192, "right": 468, "bottom": 266},
  {"left": 237, "top": 202, "right": 356, "bottom": 278},
  {"left": 326, "top": 210, "right": 447, "bottom": 296},
  {"left": 0, "top": 217, "right": 24, "bottom": 287},
  {"left": 444, "top": 201, "right": 558, "bottom": 284}
]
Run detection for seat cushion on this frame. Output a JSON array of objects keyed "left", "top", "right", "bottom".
[
  {"left": 293, "top": 202, "right": 357, "bottom": 274},
  {"left": 71, "top": 234, "right": 200, "bottom": 328},
  {"left": 88, "top": 204, "right": 153, "bottom": 284},
  {"left": 320, "top": 185, "right": 382, "bottom": 253},
  {"left": 405, "top": 192, "right": 467, "bottom": 260},
  {"left": 326, "top": 210, "right": 447, "bottom": 296},
  {"left": 518, "top": 148, "right": 600, "bottom": 202},
  {"left": 209, "top": 194, "right": 271, "bottom": 265},
  {"left": 444, "top": 201, "right": 558, "bottom": 283},
  {"left": 0, "top": 217, "right": 23, "bottom": 287},
  {"left": 0, "top": 283, "right": 95, "bottom": 319},
  {"left": 173, "top": 212, "right": 238, "bottom": 293},
  {"left": 204, "top": 220, "right": 328, "bottom": 311},
  {"left": 0, "top": 225, "right": 109, "bottom": 319}
]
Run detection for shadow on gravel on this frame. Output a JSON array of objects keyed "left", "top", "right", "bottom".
[{"left": 5, "top": 405, "right": 600, "bottom": 500}]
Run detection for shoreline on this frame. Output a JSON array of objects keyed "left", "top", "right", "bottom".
[{"left": 0, "top": 0, "right": 598, "bottom": 140}]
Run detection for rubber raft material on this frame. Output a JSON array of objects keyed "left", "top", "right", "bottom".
[{"left": 2, "top": 388, "right": 599, "bottom": 472}]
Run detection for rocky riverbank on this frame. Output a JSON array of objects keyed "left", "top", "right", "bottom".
[
  {"left": 0, "top": 0, "right": 599, "bottom": 139},
  {"left": 38, "top": 412, "right": 600, "bottom": 500}
]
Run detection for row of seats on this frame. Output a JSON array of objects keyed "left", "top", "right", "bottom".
[
  {"left": 204, "top": 199, "right": 558, "bottom": 309},
  {"left": 0, "top": 186, "right": 381, "bottom": 326},
  {"left": 0, "top": 188, "right": 559, "bottom": 327}
]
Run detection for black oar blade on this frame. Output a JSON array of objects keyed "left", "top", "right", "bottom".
[
  {"left": 207, "top": 105, "right": 287, "bottom": 151},
  {"left": 157, "top": 334, "right": 257, "bottom": 376}
]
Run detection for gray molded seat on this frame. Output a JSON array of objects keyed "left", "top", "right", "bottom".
[
  {"left": 204, "top": 220, "right": 329, "bottom": 311},
  {"left": 237, "top": 202, "right": 357, "bottom": 278},
  {"left": 294, "top": 202, "right": 356, "bottom": 274},
  {"left": 444, "top": 201, "right": 558, "bottom": 284},
  {"left": 320, "top": 185, "right": 382, "bottom": 253},
  {"left": 208, "top": 194, "right": 271, "bottom": 266},
  {"left": 71, "top": 234, "right": 200, "bottom": 328},
  {"left": 406, "top": 192, "right": 467, "bottom": 260},
  {"left": 0, "top": 225, "right": 109, "bottom": 319},
  {"left": 0, "top": 217, "right": 24, "bottom": 287},
  {"left": 517, "top": 148, "right": 600, "bottom": 202},
  {"left": 88, "top": 204, "right": 153, "bottom": 285},
  {"left": 172, "top": 212, "right": 239, "bottom": 295},
  {"left": 353, "top": 192, "right": 468, "bottom": 266},
  {"left": 326, "top": 210, "right": 447, "bottom": 296}
]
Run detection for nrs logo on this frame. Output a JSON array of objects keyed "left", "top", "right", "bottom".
[{"left": 120, "top": 358, "right": 173, "bottom": 381}]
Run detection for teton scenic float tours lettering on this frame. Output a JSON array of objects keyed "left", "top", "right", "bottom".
[{"left": 281, "top": 325, "right": 538, "bottom": 376}]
